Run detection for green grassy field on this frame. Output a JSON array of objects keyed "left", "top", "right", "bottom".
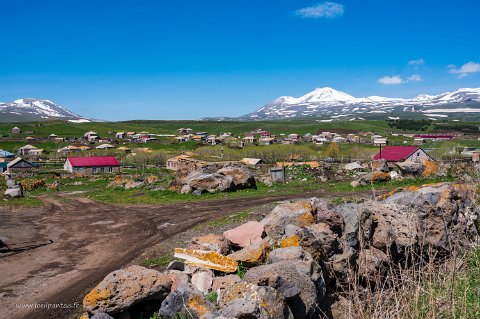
[{"left": 0, "top": 119, "right": 404, "bottom": 140}]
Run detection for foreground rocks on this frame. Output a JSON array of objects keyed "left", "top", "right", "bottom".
[{"left": 81, "top": 182, "right": 479, "bottom": 319}]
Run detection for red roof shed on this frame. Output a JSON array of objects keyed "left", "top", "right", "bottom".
[
  {"left": 67, "top": 156, "right": 120, "bottom": 167},
  {"left": 372, "top": 146, "right": 420, "bottom": 162}
]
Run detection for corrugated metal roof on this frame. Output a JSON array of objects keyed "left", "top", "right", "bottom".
[
  {"left": 67, "top": 156, "right": 120, "bottom": 167},
  {"left": 372, "top": 146, "right": 419, "bottom": 162}
]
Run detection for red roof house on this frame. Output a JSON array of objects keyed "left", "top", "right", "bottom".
[
  {"left": 64, "top": 156, "right": 120, "bottom": 174},
  {"left": 372, "top": 146, "right": 433, "bottom": 163}
]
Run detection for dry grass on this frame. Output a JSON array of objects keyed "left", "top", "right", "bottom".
[{"left": 329, "top": 186, "right": 480, "bottom": 319}]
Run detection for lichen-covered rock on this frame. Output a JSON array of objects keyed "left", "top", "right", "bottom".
[
  {"left": 219, "top": 281, "right": 293, "bottom": 319},
  {"left": 371, "top": 159, "right": 389, "bottom": 172},
  {"left": 83, "top": 265, "right": 172, "bottom": 314},
  {"left": 244, "top": 260, "right": 325, "bottom": 319},
  {"left": 261, "top": 200, "right": 315, "bottom": 240},
  {"left": 188, "top": 233, "right": 230, "bottom": 255},
  {"left": 212, "top": 274, "right": 242, "bottom": 291},
  {"left": 174, "top": 248, "right": 238, "bottom": 273},
  {"left": 227, "top": 239, "right": 270, "bottom": 263},
  {"left": 223, "top": 221, "right": 264, "bottom": 248},
  {"left": 267, "top": 246, "right": 313, "bottom": 264},
  {"left": 159, "top": 283, "right": 214, "bottom": 319},
  {"left": 146, "top": 175, "right": 158, "bottom": 184},
  {"left": 124, "top": 179, "right": 144, "bottom": 189}
]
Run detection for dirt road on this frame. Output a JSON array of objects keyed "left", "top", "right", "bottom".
[{"left": 0, "top": 190, "right": 373, "bottom": 319}]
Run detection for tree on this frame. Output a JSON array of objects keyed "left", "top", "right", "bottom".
[{"left": 324, "top": 143, "right": 340, "bottom": 158}]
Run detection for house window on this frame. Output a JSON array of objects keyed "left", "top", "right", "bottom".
[
  {"left": 108, "top": 167, "right": 113, "bottom": 172},
  {"left": 100, "top": 167, "right": 105, "bottom": 173},
  {"left": 92, "top": 167, "right": 97, "bottom": 173},
  {"left": 417, "top": 152, "right": 420, "bottom": 156}
]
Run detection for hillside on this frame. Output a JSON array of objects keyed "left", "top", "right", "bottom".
[
  {"left": 0, "top": 98, "right": 90, "bottom": 123},
  {"left": 241, "top": 87, "right": 480, "bottom": 121}
]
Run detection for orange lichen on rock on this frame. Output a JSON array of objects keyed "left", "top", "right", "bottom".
[
  {"left": 83, "top": 287, "right": 111, "bottom": 308},
  {"left": 79, "top": 314, "right": 89, "bottom": 319},
  {"left": 280, "top": 235, "right": 300, "bottom": 248},
  {"left": 174, "top": 248, "right": 238, "bottom": 273},
  {"left": 187, "top": 295, "right": 212, "bottom": 319},
  {"left": 406, "top": 185, "right": 420, "bottom": 192},
  {"left": 228, "top": 240, "right": 270, "bottom": 263},
  {"left": 437, "top": 188, "right": 452, "bottom": 208},
  {"left": 422, "top": 160, "right": 438, "bottom": 177},
  {"left": 371, "top": 172, "right": 390, "bottom": 183}
]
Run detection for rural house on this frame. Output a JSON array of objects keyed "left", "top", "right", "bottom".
[
  {"left": 0, "top": 149, "right": 15, "bottom": 162},
  {"left": 18, "top": 144, "right": 40, "bottom": 156},
  {"left": 64, "top": 156, "right": 120, "bottom": 174},
  {"left": 11, "top": 127, "right": 21, "bottom": 134},
  {"left": 7, "top": 157, "right": 38, "bottom": 172},
  {"left": 372, "top": 146, "right": 433, "bottom": 163}
]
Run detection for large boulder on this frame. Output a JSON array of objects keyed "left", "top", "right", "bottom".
[
  {"left": 371, "top": 159, "right": 389, "bottom": 172},
  {"left": 223, "top": 221, "right": 264, "bottom": 248},
  {"left": 219, "top": 281, "right": 293, "bottom": 319},
  {"left": 159, "top": 283, "right": 215, "bottom": 319},
  {"left": 83, "top": 265, "right": 172, "bottom": 315},
  {"left": 396, "top": 161, "right": 423, "bottom": 176},
  {"left": 181, "top": 164, "right": 256, "bottom": 194},
  {"left": 261, "top": 200, "right": 316, "bottom": 240},
  {"left": 217, "top": 166, "right": 256, "bottom": 190},
  {"left": 244, "top": 260, "right": 325, "bottom": 319},
  {"left": 344, "top": 162, "right": 364, "bottom": 171},
  {"left": 187, "top": 173, "right": 234, "bottom": 193}
]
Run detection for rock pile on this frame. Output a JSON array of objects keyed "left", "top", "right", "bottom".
[{"left": 81, "top": 183, "right": 479, "bottom": 319}]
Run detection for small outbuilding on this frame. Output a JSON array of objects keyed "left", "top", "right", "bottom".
[
  {"left": 64, "top": 156, "right": 120, "bottom": 174},
  {"left": 7, "top": 157, "right": 38, "bottom": 171}
]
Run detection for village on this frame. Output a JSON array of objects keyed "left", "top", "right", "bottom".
[{"left": 1, "top": 121, "right": 479, "bottom": 201}]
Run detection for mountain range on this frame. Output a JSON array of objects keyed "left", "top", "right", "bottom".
[
  {"left": 241, "top": 87, "right": 480, "bottom": 121},
  {"left": 0, "top": 98, "right": 90, "bottom": 123},
  {"left": 2, "top": 87, "right": 480, "bottom": 123}
]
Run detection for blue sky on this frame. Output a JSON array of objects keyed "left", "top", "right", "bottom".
[{"left": 1, "top": 0, "right": 479, "bottom": 120}]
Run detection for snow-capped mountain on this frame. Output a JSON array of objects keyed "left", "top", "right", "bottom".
[
  {"left": 242, "top": 87, "right": 480, "bottom": 120},
  {"left": 0, "top": 98, "right": 90, "bottom": 122}
]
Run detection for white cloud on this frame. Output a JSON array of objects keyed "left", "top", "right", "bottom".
[
  {"left": 296, "top": 2, "right": 344, "bottom": 19},
  {"left": 408, "top": 74, "right": 422, "bottom": 81},
  {"left": 449, "top": 61, "right": 480, "bottom": 77},
  {"left": 408, "top": 58, "right": 425, "bottom": 66},
  {"left": 378, "top": 75, "right": 403, "bottom": 85}
]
